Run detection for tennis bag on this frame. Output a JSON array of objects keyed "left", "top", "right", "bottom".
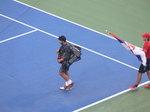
[{"left": 68, "top": 45, "right": 82, "bottom": 64}]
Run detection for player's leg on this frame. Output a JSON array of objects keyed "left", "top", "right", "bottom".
[
  {"left": 59, "top": 64, "right": 70, "bottom": 90},
  {"left": 59, "top": 62, "right": 74, "bottom": 90},
  {"left": 144, "top": 59, "right": 150, "bottom": 88},
  {"left": 59, "top": 71, "right": 69, "bottom": 81},
  {"left": 135, "top": 72, "right": 142, "bottom": 86},
  {"left": 65, "top": 71, "right": 74, "bottom": 90},
  {"left": 129, "top": 64, "right": 145, "bottom": 90}
]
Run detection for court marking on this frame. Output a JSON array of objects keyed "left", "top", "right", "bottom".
[
  {"left": 13, "top": 0, "right": 116, "bottom": 40},
  {"left": 0, "top": 13, "right": 138, "bottom": 71},
  {"left": 0, "top": 29, "right": 37, "bottom": 43},
  {"left": 73, "top": 81, "right": 149, "bottom": 112}
]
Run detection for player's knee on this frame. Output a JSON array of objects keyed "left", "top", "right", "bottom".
[{"left": 58, "top": 72, "right": 63, "bottom": 76}]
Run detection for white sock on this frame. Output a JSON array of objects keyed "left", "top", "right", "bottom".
[
  {"left": 67, "top": 79, "right": 72, "bottom": 85},
  {"left": 65, "top": 82, "right": 68, "bottom": 86}
]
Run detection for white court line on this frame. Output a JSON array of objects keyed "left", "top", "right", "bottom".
[
  {"left": 0, "top": 14, "right": 57, "bottom": 38},
  {"left": 73, "top": 81, "right": 149, "bottom": 112},
  {"left": 0, "top": 14, "right": 138, "bottom": 70},
  {"left": 0, "top": 29, "right": 37, "bottom": 43},
  {"left": 13, "top": 0, "right": 115, "bottom": 40}
]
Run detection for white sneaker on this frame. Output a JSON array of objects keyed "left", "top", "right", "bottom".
[
  {"left": 60, "top": 85, "right": 67, "bottom": 90},
  {"left": 128, "top": 85, "right": 137, "bottom": 90}
]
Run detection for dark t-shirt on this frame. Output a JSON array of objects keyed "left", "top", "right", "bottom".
[{"left": 59, "top": 43, "right": 72, "bottom": 61}]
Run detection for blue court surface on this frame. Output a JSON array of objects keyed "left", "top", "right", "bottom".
[{"left": 0, "top": 0, "right": 148, "bottom": 112}]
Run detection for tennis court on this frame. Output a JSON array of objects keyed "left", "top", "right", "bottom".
[{"left": 0, "top": 0, "right": 150, "bottom": 112}]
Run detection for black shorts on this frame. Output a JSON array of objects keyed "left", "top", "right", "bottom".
[
  {"left": 138, "top": 59, "right": 150, "bottom": 73},
  {"left": 59, "top": 61, "right": 71, "bottom": 73}
]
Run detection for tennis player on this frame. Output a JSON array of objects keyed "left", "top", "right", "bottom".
[
  {"left": 129, "top": 33, "right": 150, "bottom": 90},
  {"left": 56, "top": 36, "right": 74, "bottom": 90}
]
